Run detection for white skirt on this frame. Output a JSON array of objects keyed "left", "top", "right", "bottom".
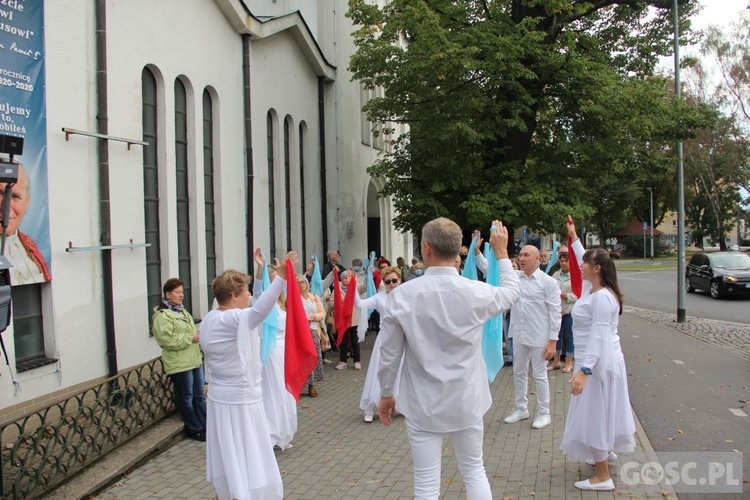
[
  {"left": 360, "top": 334, "right": 402, "bottom": 414},
  {"left": 206, "top": 399, "right": 283, "bottom": 500},
  {"left": 261, "top": 343, "right": 298, "bottom": 449},
  {"left": 560, "top": 358, "right": 636, "bottom": 461}
]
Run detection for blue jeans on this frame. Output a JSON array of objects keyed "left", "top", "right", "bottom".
[
  {"left": 170, "top": 365, "right": 207, "bottom": 434},
  {"left": 556, "top": 314, "right": 574, "bottom": 357}
]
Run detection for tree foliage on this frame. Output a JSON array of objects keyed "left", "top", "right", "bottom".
[{"left": 348, "top": 0, "right": 703, "bottom": 238}]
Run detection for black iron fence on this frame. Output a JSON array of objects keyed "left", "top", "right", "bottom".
[{"left": 1, "top": 357, "right": 176, "bottom": 499}]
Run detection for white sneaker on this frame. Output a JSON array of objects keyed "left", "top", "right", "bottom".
[
  {"left": 354, "top": 362, "right": 362, "bottom": 370},
  {"left": 364, "top": 412, "right": 374, "bottom": 422},
  {"left": 531, "top": 413, "right": 551, "bottom": 429},
  {"left": 574, "top": 478, "right": 614, "bottom": 491},
  {"left": 323, "top": 358, "right": 333, "bottom": 364},
  {"left": 586, "top": 451, "right": 618, "bottom": 466},
  {"left": 503, "top": 408, "right": 530, "bottom": 424},
  {"left": 336, "top": 362, "right": 347, "bottom": 370}
]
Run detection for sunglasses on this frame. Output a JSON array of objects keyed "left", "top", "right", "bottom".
[{"left": 383, "top": 278, "right": 400, "bottom": 285}]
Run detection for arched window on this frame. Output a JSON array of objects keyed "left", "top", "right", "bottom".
[
  {"left": 267, "top": 111, "right": 276, "bottom": 258},
  {"left": 299, "top": 121, "right": 307, "bottom": 264},
  {"left": 284, "top": 117, "right": 292, "bottom": 252},
  {"left": 175, "top": 78, "right": 193, "bottom": 310},
  {"left": 142, "top": 67, "right": 162, "bottom": 322},
  {"left": 203, "top": 89, "right": 217, "bottom": 307}
]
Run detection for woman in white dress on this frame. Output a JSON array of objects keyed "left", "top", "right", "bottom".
[
  {"left": 560, "top": 222, "right": 635, "bottom": 491},
  {"left": 199, "top": 250, "right": 296, "bottom": 500},
  {"left": 355, "top": 266, "right": 403, "bottom": 422},
  {"left": 253, "top": 254, "right": 297, "bottom": 451}
]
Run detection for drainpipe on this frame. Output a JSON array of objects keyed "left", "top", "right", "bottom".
[
  {"left": 243, "top": 35, "right": 254, "bottom": 272},
  {"left": 318, "top": 76, "right": 328, "bottom": 251},
  {"left": 96, "top": 0, "right": 117, "bottom": 377}
]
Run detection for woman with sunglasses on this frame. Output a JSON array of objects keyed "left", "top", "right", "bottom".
[{"left": 355, "top": 265, "right": 404, "bottom": 422}]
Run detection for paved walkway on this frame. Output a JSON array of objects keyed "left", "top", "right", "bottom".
[{"left": 90, "top": 321, "right": 675, "bottom": 500}]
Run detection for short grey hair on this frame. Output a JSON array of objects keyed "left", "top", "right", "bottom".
[{"left": 422, "top": 217, "right": 462, "bottom": 260}]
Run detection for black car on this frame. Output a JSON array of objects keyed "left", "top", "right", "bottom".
[{"left": 685, "top": 252, "right": 750, "bottom": 299}]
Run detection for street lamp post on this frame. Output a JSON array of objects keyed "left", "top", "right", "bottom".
[
  {"left": 674, "top": 0, "right": 686, "bottom": 323},
  {"left": 648, "top": 187, "right": 654, "bottom": 258}
]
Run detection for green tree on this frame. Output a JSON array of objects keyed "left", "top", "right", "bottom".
[
  {"left": 348, "top": 0, "right": 701, "bottom": 236},
  {"left": 683, "top": 115, "right": 748, "bottom": 249}
]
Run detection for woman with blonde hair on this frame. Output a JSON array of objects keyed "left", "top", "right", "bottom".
[
  {"left": 297, "top": 272, "right": 326, "bottom": 397},
  {"left": 199, "top": 250, "right": 296, "bottom": 500}
]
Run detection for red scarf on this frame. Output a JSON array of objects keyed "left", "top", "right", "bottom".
[
  {"left": 568, "top": 217, "right": 583, "bottom": 298},
  {"left": 284, "top": 261, "right": 318, "bottom": 402},
  {"left": 333, "top": 269, "right": 357, "bottom": 346}
]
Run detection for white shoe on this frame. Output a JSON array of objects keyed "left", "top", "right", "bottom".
[
  {"left": 336, "top": 362, "right": 347, "bottom": 370},
  {"left": 531, "top": 413, "right": 551, "bottom": 429},
  {"left": 503, "top": 408, "right": 530, "bottom": 424},
  {"left": 354, "top": 362, "right": 362, "bottom": 370},
  {"left": 364, "top": 412, "right": 374, "bottom": 422},
  {"left": 574, "top": 478, "right": 614, "bottom": 491},
  {"left": 323, "top": 358, "right": 333, "bottom": 364},
  {"left": 586, "top": 451, "right": 618, "bottom": 466}
]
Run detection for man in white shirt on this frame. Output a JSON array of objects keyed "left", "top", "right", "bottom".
[
  {"left": 502, "top": 245, "right": 561, "bottom": 429},
  {"left": 377, "top": 218, "right": 521, "bottom": 500}
]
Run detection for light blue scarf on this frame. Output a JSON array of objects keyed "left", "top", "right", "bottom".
[
  {"left": 260, "top": 255, "right": 280, "bottom": 366},
  {"left": 311, "top": 255, "right": 324, "bottom": 297},
  {"left": 482, "top": 241, "right": 504, "bottom": 382}
]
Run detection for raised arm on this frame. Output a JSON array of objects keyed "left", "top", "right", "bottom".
[{"left": 567, "top": 217, "right": 585, "bottom": 266}]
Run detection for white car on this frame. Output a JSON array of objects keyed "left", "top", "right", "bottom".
[{"left": 727, "top": 244, "right": 740, "bottom": 251}]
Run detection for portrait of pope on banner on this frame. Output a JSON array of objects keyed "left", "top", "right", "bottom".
[{"left": 0, "top": 160, "right": 51, "bottom": 285}]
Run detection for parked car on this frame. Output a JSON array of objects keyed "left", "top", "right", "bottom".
[
  {"left": 685, "top": 252, "right": 750, "bottom": 299},
  {"left": 727, "top": 244, "right": 740, "bottom": 251}
]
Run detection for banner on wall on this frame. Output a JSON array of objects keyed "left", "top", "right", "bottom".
[{"left": 0, "top": 0, "right": 51, "bottom": 285}]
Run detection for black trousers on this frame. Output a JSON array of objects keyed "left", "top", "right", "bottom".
[{"left": 339, "top": 326, "right": 360, "bottom": 363}]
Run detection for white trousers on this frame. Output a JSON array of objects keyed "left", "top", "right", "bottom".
[
  {"left": 405, "top": 418, "right": 492, "bottom": 500},
  {"left": 512, "top": 343, "right": 550, "bottom": 415}
]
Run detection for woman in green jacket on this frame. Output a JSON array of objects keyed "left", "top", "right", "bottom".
[{"left": 152, "top": 278, "right": 206, "bottom": 441}]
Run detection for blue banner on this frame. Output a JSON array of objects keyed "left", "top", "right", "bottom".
[{"left": 0, "top": 0, "right": 51, "bottom": 286}]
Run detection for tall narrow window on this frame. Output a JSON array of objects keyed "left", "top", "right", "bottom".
[
  {"left": 360, "top": 84, "right": 371, "bottom": 146},
  {"left": 283, "top": 117, "right": 292, "bottom": 252},
  {"left": 298, "top": 122, "right": 307, "bottom": 265},
  {"left": 203, "top": 89, "right": 217, "bottom": 307},
  {"left": 175, "top": 78, "right": 193, "bottom": 310},
  {"left": 266, "top": 111, "right": 276, "bottom": 259},
  {"left": 142, "top": 67, "right": 162, "bottom": 323}
]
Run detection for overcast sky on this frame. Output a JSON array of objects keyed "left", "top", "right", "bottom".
[{"left": 685, "top": 0, "right": 748, "bottom": 54}]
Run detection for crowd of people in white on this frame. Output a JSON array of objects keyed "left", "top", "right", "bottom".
[{"left": 153, "top": 216, "right": 635, "bottom": 499}]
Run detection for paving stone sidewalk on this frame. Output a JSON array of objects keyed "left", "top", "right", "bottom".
[
  {"left": 91, "top": 326, "right": 676, "bottom": 499},
  {"left": 624, "top": 306, "right": 750, "bottom": 361}
]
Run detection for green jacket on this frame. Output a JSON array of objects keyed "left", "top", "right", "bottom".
[{"left": 152, "top": 306, "right": 202, "bottom": 375}]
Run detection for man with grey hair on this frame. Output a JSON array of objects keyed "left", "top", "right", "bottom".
[
  {"left": 0, "top": 161, "right": 50, "bottom": 284},
  {"left": 378, "top": 217, "right": 521, "bottom": 499},
  {"left": 478, "top": 244, "right": 561, "bottom": 430}
]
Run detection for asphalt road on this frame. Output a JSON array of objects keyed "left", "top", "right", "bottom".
[
  {"left": 618, "top": 268, "right": 750, "bottom": 325},
  {"left": 621, "top": 314, "right": 749, "bottom": 500}
]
